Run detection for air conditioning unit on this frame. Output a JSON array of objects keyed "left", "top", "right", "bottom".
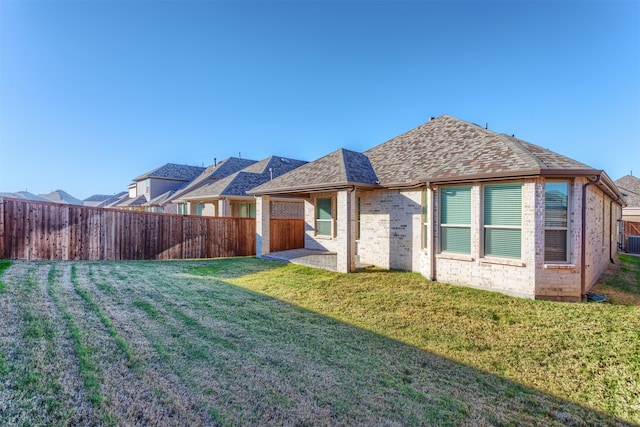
[{"left": 627, "top": 236, "right": 640, "bottom": 254}]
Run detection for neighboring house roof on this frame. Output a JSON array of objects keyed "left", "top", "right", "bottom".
[
  {"left": 38, "top": 190, "right": 83, "bottom": 205},
  {"left": 84, "top": 194, "right": 113, "bottom": 203},
  {"left": 615, "top": 175, "right": 640, "bottom": 208},
  {"left": 117, "top": 195, "right": 147, "bottom": 207},
  {"left": 181, "top": 156, "right": 307, "bottom": 200},
  {"left": 251, "top": 115, "right": 613, "bottom": 195},
  {"left": 146, "top": 157, "right": 258, "bottom": 207},
  {"left": 133, "top": 163, "right": 206, "bottom": 182},
  {"left": 97, "top": 192, "right": 128, "bottom": 208},
  {"left": 0, "top": 191, "right": 50, "bottom": 202}
]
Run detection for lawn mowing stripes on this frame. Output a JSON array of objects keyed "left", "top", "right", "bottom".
[
  {"left": 70, "top": 264, "right": 142, "bottom": 370},
  {"left": 47, "top": 265, "right": 106, "bottom": 411}
]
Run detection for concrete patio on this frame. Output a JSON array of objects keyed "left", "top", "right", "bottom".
[{"left": 263, "top": 248, "right": 372, "bottom": 271}]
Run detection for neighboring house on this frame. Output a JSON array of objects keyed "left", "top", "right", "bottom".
[
  {"left": 178, "top": 156, "right": 307, "bottom": 218},
  {"left": 114, "top": 163, "right": 206, "bottom": 211},
  {"left": 250, "top": 114, "right": 625, "bottom": 301},
  {"left": 143, "top": 157, "right": 258, "bottom": 214},
  {"left": 615, "top": 174, "right": 640, "bottom": 223}
]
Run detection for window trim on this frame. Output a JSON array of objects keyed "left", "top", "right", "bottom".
[{"left": 544, "top": 180, "right": 571, "bottom": 263}]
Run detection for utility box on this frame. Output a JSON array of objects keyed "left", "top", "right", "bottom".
[{"left": 627, "top": 236, "right": 640, "bottom": 254}]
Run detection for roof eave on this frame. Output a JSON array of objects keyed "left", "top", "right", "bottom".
[{"left": 249, "top": 181, "right": 380, "bottom": 196}]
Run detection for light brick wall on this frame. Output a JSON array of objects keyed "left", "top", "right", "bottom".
[
  {"left": 336, "top": 189, "right": 357, "bottom": 272},
  {"left": 584, "top": 181, "right": 617, "bottom": 291},
  {"left": 421, "top": 180, "right": 538, "bottom": 299},
  {"left": 534, "top": 178, "right": 582, "bottom": 300},
  {"left": 256, "top": 195, "right": 270, "bottom": 256},
  {"left": 358, "top": 189, "right": 423, "bottom": 271},
  {"left": 304, "top": 193, "right": 339, "bottom": 252}
]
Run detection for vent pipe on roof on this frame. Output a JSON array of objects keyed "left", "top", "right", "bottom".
[
  {"left": 269, "top": 168, "right": 273, "bottom": 180},
  {"left": 214, "top": 158, "right": 217, "bottom": 167},
  {"left": 485, "top": 122, "right": 488, "bottom": 129}
]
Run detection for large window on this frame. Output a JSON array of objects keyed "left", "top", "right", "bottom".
[
  {"left": 545, "top": 181, "right": 570, "bottom": 262},
  {"left": 440, "top": 186, "right": 471, "bottom": 253},
  {"left": 316, "top": 198, "right": 332, "bottom": 236},
  {"left": 483, "top": 183, "right": 522, "bottom": 258}
]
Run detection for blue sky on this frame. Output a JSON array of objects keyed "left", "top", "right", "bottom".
[{"left": 1, "top": 0, "right": 638, "bottom": 200}]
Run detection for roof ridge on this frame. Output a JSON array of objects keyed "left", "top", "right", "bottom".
[{"left": 498, "top": 134, "right": 548, "bottom": 170}]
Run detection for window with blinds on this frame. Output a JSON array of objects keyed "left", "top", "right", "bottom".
[
  {"left": 440, "top": 186, "right": 471, "bottom": 253},
  {"left": 483, "top": 183, "right": 522, "bottom": 258},
  {"left": 545, "top": 181, "right": 570, "bottom": 262},
  {"left": 316, "top": 198, "right": 332, "bottom": 236}
]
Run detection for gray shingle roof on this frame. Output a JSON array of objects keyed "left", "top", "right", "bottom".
[
  {"left": 250, "top": 149, "right": 377, "bottom": 194},
  {"left": 144, "top": 157, "right": 258, "bottom": 206},
  {"left": 615, "top": 175, "right": 640, "bottom": 207},
  {"left": 181, "top": 156, "right": 307, "bottom": 200},
  {"left": 133, "top": 163, "right": 206, "bottom": 182},
  {"left": 251, "top": 115, "right": 601, "bottom": 195}
]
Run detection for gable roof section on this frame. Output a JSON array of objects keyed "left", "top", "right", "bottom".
[
  {"left": 144, "top": 157, "right": 258, "bottom": 206},
  {"left": 181, "top": 156, "right": 308, "bottom": 200},
  {"left": 133, "top": 163, "right": 206, "bottom": 182},
  {"left": 251, "top": 114, "right": 604, "bottom": 195},
  {"left": 97, "top": 192, "right": 128, "bottom": 208},
  {"left": 250, "top": 149, "right": 377, "bottom": 194},
  {"left": 39, "top": 190, "right": 83, "bottom": 205},
  {"left": 615, "top": 175, "right": 640, "bottom": 207}
]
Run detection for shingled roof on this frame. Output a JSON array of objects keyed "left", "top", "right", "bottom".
[
  {"left": 133, "top": 163, "right": 206, "bottom": 182},
  {"left": 181, "top": 156, "right": 307, "bottom": 200},
  {"left": 251, "top": 115, "right": 601, "bottom": 195},
  {"left": 144, "top": 157, "right": 258, "bottom": 207},
  {"left": 615, "top": 175, "right": 640, "bottom": 208}
]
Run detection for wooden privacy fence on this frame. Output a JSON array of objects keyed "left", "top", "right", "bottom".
[
  {"left": 0, "top": 198, "right": 303, "bottom": 261},
  {"left": 270, "top": 218, "right": 305, "bottom": 253},
  {"left": 625, "top": 221, "right": 640, "bottom": 237}
]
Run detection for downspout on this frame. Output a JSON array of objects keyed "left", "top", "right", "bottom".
[
  {"left": 609, "top": 200, "right": 615, "bottom": 264},
  {"left": 581, "top": 174, "right": 601, "bottom": 296}
]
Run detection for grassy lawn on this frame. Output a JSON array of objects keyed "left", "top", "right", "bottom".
[{"left": 0, "top": 256, "right": 638, "bottom": 426}]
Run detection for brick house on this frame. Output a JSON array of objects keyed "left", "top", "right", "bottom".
[{"left": 250, "top": 115, "right": 626, "bottom": 301}]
